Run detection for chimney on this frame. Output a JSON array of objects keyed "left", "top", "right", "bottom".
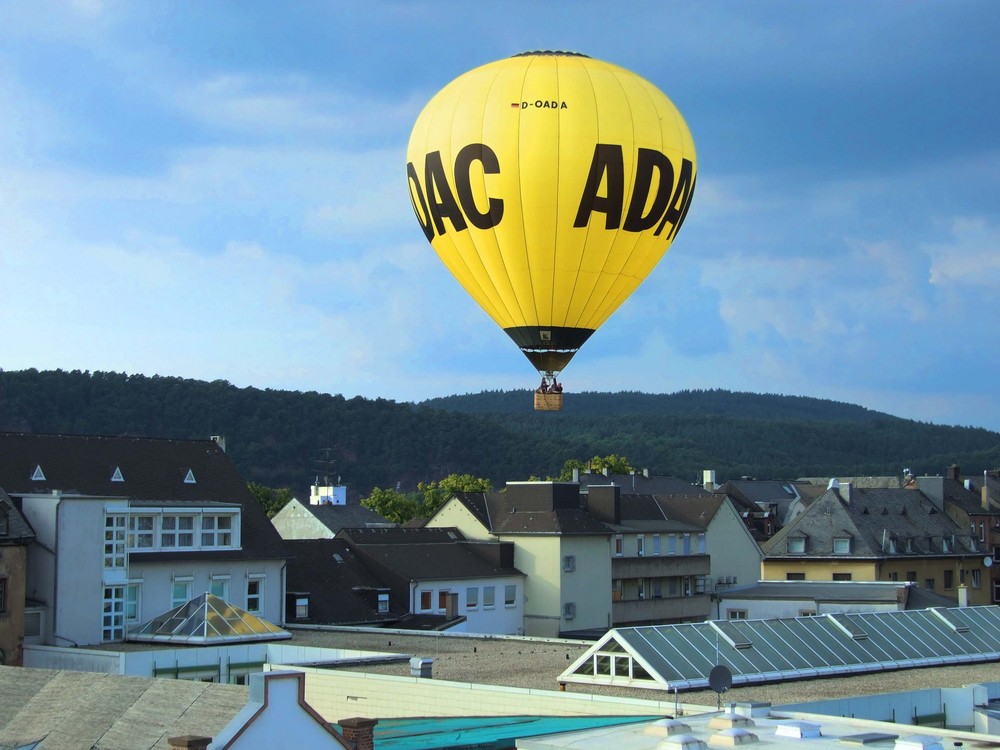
[
  {"left": 839, "top": 481, "right": 852, "bottom": 504},
  {"left": 339, "top": 718, "right": 379, "bottom": 750},
  {"left": 168, "top": 737, "right": 211, "bottom": 750},
  {"left": 916, "top": 476, "right": 945, "bottom": 512},
  {"left": 946, "top": 465, "right": 960, "bottom": 481},
  {"left": 588, "top": 485, "right": 621, "bottom": 524},
  {"left": 572, "top": 467, "right": 580, "bottom": 482},
  {"left": 703, "top": 469, "right": 717, "bottom": 492},
  {"left": 957, "top": 584, "right": 969, "bottom": 608}
]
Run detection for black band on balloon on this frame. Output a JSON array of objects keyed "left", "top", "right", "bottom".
[{"left": 504, "top": 326, "right": 595, "bottom": 351}]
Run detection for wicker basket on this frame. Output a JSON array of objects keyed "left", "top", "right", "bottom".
[{"left": 533, "top": 392, "right": 564, "bottom": 411}]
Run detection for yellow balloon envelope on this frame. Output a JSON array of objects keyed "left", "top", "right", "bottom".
[{"left": 406, "top": 51, "right": 696, "bottom": 391}]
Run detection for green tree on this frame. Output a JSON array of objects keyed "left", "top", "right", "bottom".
[
  {"left": 247, "top": 482, "right": 295, "bottom": 518},
  {"left": 417, "top": 473, "right": 493, "bottom": 518},
  {"left": 556, "top": 454, "right": 635, "bottom": 480},
  {"left": 362, "top": 486, "right": 421, "bottom": 524}
]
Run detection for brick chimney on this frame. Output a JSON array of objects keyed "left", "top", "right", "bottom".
[
  {"left": 168, "top": 737, "right": 211, "bottom": 750},
  {"left": 946, "top": 465, "right": 960, "bottom": 481},
  {"left": 339, "top": 717, "right": 378, "bottom": 750}
]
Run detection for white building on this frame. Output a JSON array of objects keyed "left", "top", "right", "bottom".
[{"left": 0, "top": 432, "right": 288, "bottom": 647}]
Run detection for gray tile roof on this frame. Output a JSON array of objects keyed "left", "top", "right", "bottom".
[
  {"left": 762, "top": 487, "right": 982, "bottom": 559},
  {"left": 301, "top": 501, "right": 394, "bottom": 533},
  {"left": 575, "top": 472, "right": 707, "bottom": 495},
  {"left": 0, "top": 487, "right": 34, "bottom": 543},
  {"left": 0, "top": 666, "right": 246, "bottom": 749},
  {"left": 284, "top": 538, "right": 398, "bottom": 625},
  {"left": 0, "top": 431, "right": 286, "bottom": 562}
]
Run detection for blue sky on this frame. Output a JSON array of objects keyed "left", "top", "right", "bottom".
[{"left": 2, "top": 1, "right": 998, "bottom": 430}]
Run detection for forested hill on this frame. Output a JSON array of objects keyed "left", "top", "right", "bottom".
[
  {"left": 2, "top": 368, "right": 998, "bottom": 500},
  {"left": 420, "top": 389, "right": 888, "bottom": 421}
]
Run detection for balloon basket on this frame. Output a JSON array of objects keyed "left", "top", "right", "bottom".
[{"left": 534, "top": 392, "right": 564, "bottom": 411}]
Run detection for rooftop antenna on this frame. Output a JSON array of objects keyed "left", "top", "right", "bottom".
[{"left": 709, "top": 629, "right": 733, "bottom": 710}]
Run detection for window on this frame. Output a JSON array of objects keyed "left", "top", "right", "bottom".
[
  {"left": 832, "top": 572, "right": 852, "bottom": 581},
  {"left": 465, "top": 587, "right": 479, "bottom": 609},
  {"left": 0, "top": 512, "right": 8, "bottom": 537},
  {"left": 161, "top": 515, "right": 194, "bottom": 548},
  {"left": 171, "top": 579, "right": 192, "bottom": 608},
  {"left": 682, "top": 534, "right": 691, "bottom": 555},
  {"left": 980, "top": 521, "right": 986, "bottom": 543},
  {"left": 437, "top": 590, "right": 450, "bottom": 610},
  {"left": 504, "top": 584, "right": 516, "bottom": 607},
  {"left": 787, "top": 537, "right": 805, "bottom": 554},
  {"left": 0, "top": 578, "right": 6, "bottom": 612},
  {"left": 786, "top": 572, "right": 806, "bottom": 581},
  {"left": 128, "top": 515, "right": 154, "bottom": 548},
  {"left": 667, "top": 534, "right": 677, "bottom": 555},
  {"left": 246, "top": 577, "right": 263, "bottom": 614},
  {"left": 483, "top": 585, "right": 495, "bottom": 608},
  {"left": 727, "top": 609, "right": 748, "bottom": 620},
  {"left": 125, "top": 583, "right": 141, "bottom": 623},
  {"left": 799, "top": 609, "right": 816, "bottom": 617},
  {"left": 638, "top": 578, "right": 647, "bottom": 600},
  {"left": 210, "top": 576, "right": 230, "bottom": 601},
  {"left": 378, "top": 593, "right": 389, "bottom": 613},
  {"left": 612, "top": 579, "right": 622, "bottom": 602},
  {"left": 906, "top": 571, "right": 917, "bottom": 582},
  {"left": 652, "top": 578, "right": 662, "bottom": 598},
  {"left": 201, "top": 515, "right": 233, "bottom": 547},
  {"left": 637, "top": 535, "right": 645, "bottom": 557},
  {"left": 614, "top": 535, "right": 623, "bottom": 556},
  {"left": 295, "top": 597, "right": 309, "bottom": 619},
  {"left": 971, "top": 569, "right": 982, "bottom": 588},
  {"left": 833, "top": 537, "right": 851, "bottom": 554},
  {"left": 925, "top": 578, "right": 936, "bottom": 591},
  {"left": 668, "top": 577, "right": 678, "bottom": 596},
  {"left": 652, "top": 534, "right": 661, "bottom": 555},
  {"left": 944, "top": 569, "right": 954, "bottom": 589},
  {"left": 102, "top": 586, "right": 126, "bottom": 642},
  {"left": 104, "top": 514, "right": 127, "bottom": 570},
  {"left": 697, "top": 533, "right": 706, "bottom": 553},
  {"left": 419, "top": 591, "right": 432, "bottom": 611}
]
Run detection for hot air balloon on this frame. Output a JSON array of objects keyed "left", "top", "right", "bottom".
[{"left": 406, "top": 51, "right": 696, "bottom": 410}]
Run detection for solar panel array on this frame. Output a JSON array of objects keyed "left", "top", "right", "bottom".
[{"left": 560, "top": 606, "right": 1000, "bottom": 691}]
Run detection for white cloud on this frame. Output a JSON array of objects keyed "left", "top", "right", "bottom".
[{"left": 926, "top": 217, "right": 1000, "bottom": 287}]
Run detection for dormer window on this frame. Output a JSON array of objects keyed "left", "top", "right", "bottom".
[
  {"left": 184, "top": 469, "right": 196, "bottom": 484},
  {"left": 788, "top": 537, "right": 806, "bottom": 554},
  {"left": 111, "top": 467, "right": 125, "bottom": 482},
  {"left": 833, "top": 537, "right": 851, "bottom": 554},
  {"left": 31, "top": 465, "right": 46, "bottom": 481},
  {"left": 941, "top": 537, "right": 952, "bottom": 553},
  {"left": 0, "top": 511, "right": 8, "bottom": 537}
]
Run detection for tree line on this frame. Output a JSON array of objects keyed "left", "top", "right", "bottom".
[{"left": 2, "top": 368, "right": 998, "bottom": 503}]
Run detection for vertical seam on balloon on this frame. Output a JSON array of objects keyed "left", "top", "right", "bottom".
[
  {"left": 561, "top": 56, "right": 600, "bottom": 333},
  {"left": 518, "top": 54, "right": 540, "bottom": 339},
  {"left": 478, "top": 61, "right": 526, "bottom": 332}
]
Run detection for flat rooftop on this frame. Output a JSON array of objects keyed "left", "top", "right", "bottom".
[{"left": 278, "top": 627, "right": 1000, "bottom": 708}]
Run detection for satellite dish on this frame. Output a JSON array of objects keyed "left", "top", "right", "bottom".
[
  {"left": 709, "top": 664, "right": 733, "bottom": 694},
  {"left": 984, "top": 556, "right": 994, "bottom": 568}
]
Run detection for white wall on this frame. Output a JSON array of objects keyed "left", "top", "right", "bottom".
[
  {"left": 412, "top": 575, "right": 524, "bottom": 635},
  {"left": 271, "top": 499, "right": 334, "bottom": 540},
  {"left": 707, "top": 498, "right": 763, "bottom": 588}
]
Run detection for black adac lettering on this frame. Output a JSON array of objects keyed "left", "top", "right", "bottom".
[
  {"left": 406, "top": 161, "right": 434, "bottom": 241},
  {"left": 655, "top": 158, "right": 695, "bottom": 239},
  {"left": 453, "top": 143, "right": 504, "bottom": 230},
  {"left": 423, "top": 151, "right": 468, "bottom": 236},
  {"left": 623, "top": 148, "right": 674, "bottom": 233},
  {"left": 573, "top": 144, "right": 625, "bottom": 230}
]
